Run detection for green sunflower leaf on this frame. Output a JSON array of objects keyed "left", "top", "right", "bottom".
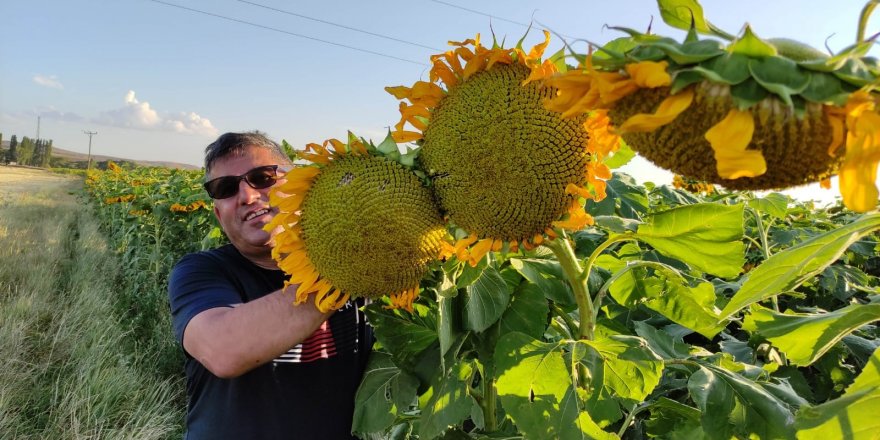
[
  {"left": 634, "top": 203, "right": 745, "bottom": 278},
  {"left": 730, "top": 78, "right": 770, "bottom": 109},
  {"left": 509, "top": 258, "right": 575, "bottom": 306},
  {"left": 833, "top": 57, "right": 879, "bottom": 87},
  {"left": 692, "top": 52, "right": 751, "bottom": 85},
  {"left": 645, "top": 398, "right": 709, "bottom": 439},
  {"left": 495, "top": 333, "right": 618, "bottom": 440},
  {"left": 580, "top": 335, "right": 664, "bottom": 403},
  {"left": 688, "top": 365, "right": 736, "bottom": 438},
  {"left": 693, "top": 362, "right": 797, "bottom": 439},
  {"left": 656, "top": 0, "right": 712, "bottom": 34},
  {"left": 498, "top": 281, "right": 549, "bottom": 340},
  {"left": 461, "top": 266, "right": 512, "bottom": 333},
  {"left": 603, "top": 139, "right": 636, "bottom": 169},
  {"left": 795, "top": 347, "right": 880, "bottom": 439},
  {"left": 719, "top": 213, "right": 880, "bottom": 320},
  {"left": 377, "top": 130, "right": 399, "bottom": 155},
  {"left": 364, "top": 302, "right": 438, "bottom": 371},
  {"left": 641, "top": 38, "right": 725, "bottom": 64},
  {"left": 728, "top": 25, "right": 777, "bottom": 58},
  {"left": 670, "top": 69, "right": 706, "bottom": 94},
  {"left": 747, "top": 193, "right": 789, "bottom": 219},
  {"left": 418, "top": 360, "right": 476, "bottom": 439},
  {"left": 742, "top": 303, "right": 880, "bottom": 366},
  {"left": 352, "top": 352, "right": 419, "bottom": 436},
  {"left": 748, "top": 56, "right": 811, "bottom": 107}
]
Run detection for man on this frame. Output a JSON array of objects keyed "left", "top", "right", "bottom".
[{"left": 169, "top": 131, "right": 371, "bottom": 439}]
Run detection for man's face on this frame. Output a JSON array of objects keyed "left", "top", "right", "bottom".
[{"left": 208, "top": 147, "right": 285, "bottom": 260}]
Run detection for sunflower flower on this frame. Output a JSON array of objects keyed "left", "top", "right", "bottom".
[
  {"left": 386, "top": 32, "right": 616, "bottom": 267},
  {"left": 265, "top": 134, "right": 447, "bottom": 313},
  {"left": 544, "top": 3, "right": 880, "bottom": 212}
]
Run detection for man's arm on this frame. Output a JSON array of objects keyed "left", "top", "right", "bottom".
[{"left": 182, "top": 286, "right": 330, "bottom": 378}]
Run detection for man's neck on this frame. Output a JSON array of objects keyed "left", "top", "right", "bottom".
[{"left": 240, "top": 248, "right": 280, "bottom": 270}]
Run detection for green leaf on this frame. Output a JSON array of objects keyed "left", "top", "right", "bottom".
[
  {"left": 795, "top": 347, "right": 880, "bottom": 439},
  {"left": 376, "top": 130, "right": 399, "bottom": 154},
  {"left": 495, "top": 333, "right": 618, "bottom": 440},
  {"left": 509, "top": 258, "right": 575, "bottom": 305},
  {"left": 692, "top": 53, "right": 752, "bottom": 85},
  {"left": 748, "top": 56, "right": 811, "bottom": 107},
  {"left": 720, "top": 213, "right": 880, "bottom": 319},
  {"left": 742, "top": 304, "right": 880, "bottom": 366},
  {"left": 688, "top": 366, "right": 736, "bottom": 438},
  {"left": 418, "top": 360, "right": 476, "bottom": 439},
  {"left": 651, "top": 281, "right": 727, "bottom": 338},
  {"left": 634, "top": 321, "right": 693, "bottom": 359},
  {"left": 499, "top": 282, "right": 550, "bottom": 340},
  {"left": 728, "top": 25, "right": 777, "bottom": 58},
  {"left": 635, "top": 203, "right": 745, "bottom": 278},
  {"left": 352, "top": 352, "right": 419, "bottom": 437},
  {"left": 656, "top": 0, "right": 712, "bottom": 34},
  {"left": 606, "top": 172, "right": 650, "bottom": 219},
  {"left": 603, "top": 139, "right": 635, "bottom": 169},
  {"left": 801, "top": 71, "right": 850, "bottom": 105},
  {"left": 641, "top": 38, "right": 725, "bottom": 64},
  {"left": 645, "top": 398, "right": 710, "bottom": 439},
  {"left": 697, "top": 362, "right": 797, "bottom": 439},
  {"left": 581, "top": 335, "right": 664, "bottom": 403},
  {"left": 730, "top": 77, "right": 770, "bottom": 109},
  {"left": 438, "top": 294, "right": 461, "bottom": 358},
  {"left": 461, "top": 266, "right": 512, "bottom": 333},
  {"left": 747, "top": 193, "right": 789, "bottom": 219},
  {"left": 364, "top": 302, "right": 438, "bottom": 371}
]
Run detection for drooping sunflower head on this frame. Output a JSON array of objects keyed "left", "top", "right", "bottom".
[
  {"left": 544, "top": 1, "right": 880, "bottom": 212},
  {"left": 265, "top": 134, "right": 446, "bottom": 312},
  {"left": 387, "top": 32, "right": 617, "bottom": 266}
]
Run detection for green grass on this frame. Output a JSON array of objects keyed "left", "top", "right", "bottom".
[{"left": 0, "top": 179, "right": 183, "bottom": 439}]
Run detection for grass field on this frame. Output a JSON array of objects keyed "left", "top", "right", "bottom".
[{"left": 0, "top": 166, "right": 183, "bottom": 439}]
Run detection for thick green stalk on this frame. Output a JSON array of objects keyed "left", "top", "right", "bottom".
[
  {"left": 859, "top": 1, "right": 880, "bottom": 44},
  {"left": 544, "top": 237, "right": 594, "bottom": 340}
]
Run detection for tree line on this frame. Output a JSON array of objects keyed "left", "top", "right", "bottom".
[{"left": 1, "top": 132, "right": 54, "bottom": 167}]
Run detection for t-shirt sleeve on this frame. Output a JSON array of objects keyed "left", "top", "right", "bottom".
[{"left": 168, "top": 252, "right": 244, "bottom": 347}]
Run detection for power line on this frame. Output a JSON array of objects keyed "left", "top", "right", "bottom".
[
  {"left": 428, "top": 0, "right": 582, "bottom": 41},
  {"left": 236, "top": 0, "right": 443, "bottom": 52},
  {"left": 147, "top": 0, "right": 428, "bottom": 66}
]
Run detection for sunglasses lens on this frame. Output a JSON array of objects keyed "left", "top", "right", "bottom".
[
  {"left": 205, "top": 177, "right": 239, "bottom": 199},
  {"left": 204, "top": 165, "right": 279, "bottom": 199},
  {"left": 246, "top": 168, "right": 277, "bottom": 189}
]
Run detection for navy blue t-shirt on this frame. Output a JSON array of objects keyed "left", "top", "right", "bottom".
[{"left": 168, "top": 244, "right": 371, "bottom": 440}]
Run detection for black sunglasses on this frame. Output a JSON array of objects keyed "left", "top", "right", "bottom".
[{"left": 204, "top": 165, "right": 279, "bottom": 199}]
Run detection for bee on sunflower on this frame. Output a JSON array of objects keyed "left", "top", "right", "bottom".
[
  {"left": 544, "top": 0, "right": 880, "bottom": 212},
  {"left": 386, "top": 32, "right": 619, "bottom": 267},
  {"left": 264, "top": 134, "right": 447, "bottom": 313}
]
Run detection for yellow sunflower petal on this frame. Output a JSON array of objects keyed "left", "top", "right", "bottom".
[
  {"left": 391, "top": 131, "right": 423, "bottom": 143},
  {"left": 839, "top": 110, "right": 880, "bottom": 212},
  {"left": 618, "top": 88, "right": 695, "bottom": 132},
  {"left": 468, "top": 238, "right": 495, "bottom": 267},
  {"left": 705, "top": 108, "right": 767, "bottom": 179},
  {"left": 625, "top": 61, "right": 671, "bottom": 88}
]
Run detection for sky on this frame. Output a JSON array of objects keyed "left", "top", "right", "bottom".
[{"left": 1, "top": 0, "right": 877, "bottom": 205}]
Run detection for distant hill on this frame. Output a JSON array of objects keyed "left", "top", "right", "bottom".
[{"left": 0, "top": 140, "right": 199, "bottom": 170}]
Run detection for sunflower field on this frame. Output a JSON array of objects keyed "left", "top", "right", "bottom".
[
  {"left": 84, "top": 162, "right": 224, "bottom": 377},
  {"left": 78, "top": 0, "right": 880, "bottom": 438}
]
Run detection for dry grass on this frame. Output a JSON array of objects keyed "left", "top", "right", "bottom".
[{"left": 0, "top": 166, "right": 182, "bottom": 439}]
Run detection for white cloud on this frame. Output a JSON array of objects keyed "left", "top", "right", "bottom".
[
  {"left": 33, "top": 74, "right": 63, "bottom": 89},
  {"left": 94, "top": 90, "right": 218, "bottom": 137}
]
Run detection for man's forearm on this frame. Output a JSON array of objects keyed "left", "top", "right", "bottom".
[{"left": 183, "top": 287, "right": 329, "bottom": 378}]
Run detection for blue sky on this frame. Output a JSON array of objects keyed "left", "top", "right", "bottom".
[{"left": 1, "top": 0, "right": 877, "bottom": 204}]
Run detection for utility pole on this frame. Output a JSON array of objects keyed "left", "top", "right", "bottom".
[
  {"left": 83, "top": 130, "right": 97, "bottom": 170},
  {"left": 36, "top": 116, "right": 41, "bottom": 141}
]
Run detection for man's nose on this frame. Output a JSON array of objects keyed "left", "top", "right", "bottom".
[{"left": 237, "top": 180, "right": 261, "bottom": 203}]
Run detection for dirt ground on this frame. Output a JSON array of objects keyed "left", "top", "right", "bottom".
[{"left": 0, "top": 165, "right": 80, "bottom": 202}]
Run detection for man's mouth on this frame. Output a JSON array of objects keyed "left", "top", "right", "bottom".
[{"left": 244, "top": 208, "right": 270, "bottom": 222}]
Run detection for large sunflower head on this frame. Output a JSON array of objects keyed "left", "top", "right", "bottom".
[
  {"left": 265, "top": 134, "right": 446, "bottom": 312},
  {"left": 387, "top": 32, "right": 617, "bottom": 266},
  {"left": 544, "top": 1, "right": 880, "bottom": 212}
]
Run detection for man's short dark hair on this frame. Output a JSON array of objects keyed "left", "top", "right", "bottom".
[{"left": 204, "top": 131, "right": 290, "bottom": 176}]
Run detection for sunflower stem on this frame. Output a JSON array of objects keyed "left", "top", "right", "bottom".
[
  {"left": 748, "top": 207, "right": 778, "bottom": 311},
  {"left": 545, "top": 236, "right": 594, "bottom": 340}
]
